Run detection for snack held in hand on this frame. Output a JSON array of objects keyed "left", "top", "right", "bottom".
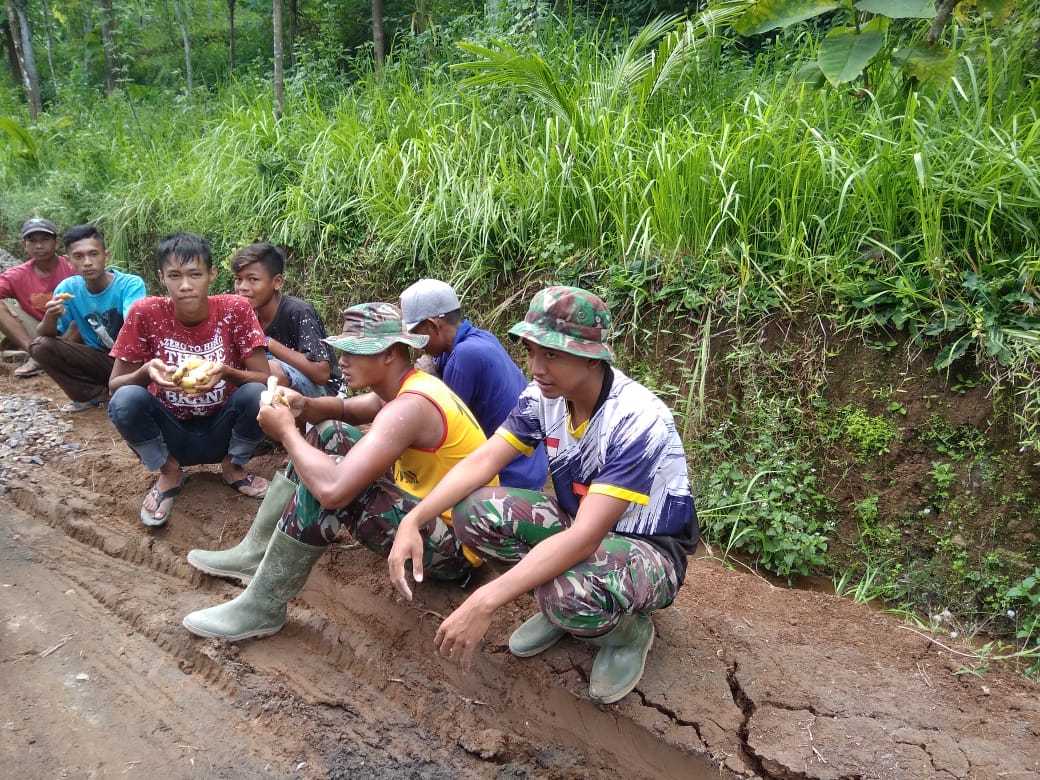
[
  {"left": 170, "top": 356, "right": 215, "bottom": 390},
  {"left": 54, "top": 292, "right": 75, "bottom": 300},
  {"left": 260, "top": 376, "right": 289, "bottom": 408}
]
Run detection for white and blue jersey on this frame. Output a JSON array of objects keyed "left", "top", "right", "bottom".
[{"left": 497, "top": 367, "right": 696, "bottom": 544}]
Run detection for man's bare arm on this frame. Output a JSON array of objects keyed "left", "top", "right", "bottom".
[{"left": 259, "top": 393, "right": 438, "bottom": 509}]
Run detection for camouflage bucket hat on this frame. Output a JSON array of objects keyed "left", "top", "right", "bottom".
[
  {"left": 508, "top": 286, "right": 614, "bottom": 361},
  {"left": 323, "top": 302, "right": 429, "bottom": 355}
]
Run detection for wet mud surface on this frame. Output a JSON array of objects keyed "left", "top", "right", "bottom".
[{"left": 1, "top": 370, "right": 1038, "bottom": 779}]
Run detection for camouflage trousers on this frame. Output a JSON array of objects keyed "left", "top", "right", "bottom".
[
  {"left": 452, "top": 487, "right": 680, "bottom": 636},
  {"left": 276, "top": 421, "right": 471, "bottom": 582}
]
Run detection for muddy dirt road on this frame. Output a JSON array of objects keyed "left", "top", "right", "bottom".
[{"left": 1, "top": 371, "right": 1038, "bottom": 779}]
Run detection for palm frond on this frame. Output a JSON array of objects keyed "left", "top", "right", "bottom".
[{"left": 455, "top": 40, "right": 581, "bottom": 134}]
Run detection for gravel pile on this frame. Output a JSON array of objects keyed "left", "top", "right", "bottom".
[
  {"left": 0, "top": 394, "right": 83, "bottom": 496},
  {"left": 0, "top": 246, "right": 19, "bottom": 271}
]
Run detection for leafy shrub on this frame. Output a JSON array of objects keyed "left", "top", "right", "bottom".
[{"left": 697, "top": 430, "right": 831, "bottom": 580}]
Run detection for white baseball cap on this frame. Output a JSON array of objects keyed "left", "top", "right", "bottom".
[{"left": 400, "top": 279, "right": 461, "bottom": 331}]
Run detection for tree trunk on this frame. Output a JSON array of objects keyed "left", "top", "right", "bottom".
[
  {"left": 411, "top": 0, "right": 429, "bottom": 36},
  {"left": 99, "top": 0, "right": 119, "bottom": 95},
  {"left": 38, "top": 0, "right": 55, "bottom": 84},
  {"left": 227, "top": 0, "right": 235, "bottom": 72},
  {"left": 3, "top": 17, "right": 20, "bottom": 86},
  {"left": 287, "top": 0, "right": 297, "bottom": 69},
  {"left": 6, "top": 0, "right": 40, "bottom": 122},
  {"left": 171, "top": 0, "right": 192, "bottom": 91},
  {"left": 371, "top": 0, "right": 385, "bottom": 71},
  {"left": 83, "top": 2, "right": 91, "bottom": 75},
  {"left": 273, "top": 0, "right": 283, "bottom": 116},
  {"left": 926, "top": 0, "right": 960, "bottom": 45}
]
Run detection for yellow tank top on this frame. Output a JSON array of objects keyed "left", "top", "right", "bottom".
[{"left": 393, "top": 371, "right": 497, "bottom": 565}]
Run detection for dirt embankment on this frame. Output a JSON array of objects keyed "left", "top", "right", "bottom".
[{"left": 1, "top": 370, "right": 1038, "bottom": 780}]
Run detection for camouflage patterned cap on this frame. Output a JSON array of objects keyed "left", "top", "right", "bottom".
[
  {"left": 323, "top": 302, "right": 429, "bottom": 355},
  {"left": 508, "top": 286, "right": 614, "bottom": 361}
]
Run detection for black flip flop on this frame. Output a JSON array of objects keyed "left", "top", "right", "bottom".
[{"left": 140, "top": 472, "right": 190, "bottom": 527}]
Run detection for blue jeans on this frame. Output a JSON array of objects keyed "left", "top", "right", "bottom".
[
  {"left": 272, "top": 357, "right": 328, "bottom": 398},
  {"left": 108, "top": 383, "right": 266, "bottom": 470}
]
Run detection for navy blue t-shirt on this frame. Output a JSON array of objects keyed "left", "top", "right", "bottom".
[{"left": 435, "top": 321, "right": 548, "bottom": 490}]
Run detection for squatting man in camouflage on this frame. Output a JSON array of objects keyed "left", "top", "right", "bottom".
[
  {"left": 389, "top": 286, "right": 700, "bottom": 704},
  {"left": 181, "top": 302, "right": 493, "bottom": 641}
]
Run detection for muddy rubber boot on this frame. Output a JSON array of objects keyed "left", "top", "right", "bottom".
[
  {"left": 585, "top": 613, "right": 655, "bottom": 705},
  {"left": 181, "top": 530, "right": 324, "bottom": 642},
  {"left": 186, "top": 471, "right": 295, "bottom": 583},
  {"left": 508, "top": 612, "right": 567, "bottom": 658}
]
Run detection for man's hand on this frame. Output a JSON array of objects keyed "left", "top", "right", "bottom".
[
  {"left": 184, "top": 360, "right": 224, "bottom": 394},
  {"left": 434, "top": 594, "right": 494, "bottom": 670},
  {"left": 257, "top": 397, "right": 298, "bottom": 441},
  {"left": 388, "top": 520, "right": 426, "bottom": 601},
  {"left": 261, "top": 379, "right": 305, "bottom": 418},
  {"left": 147, "top": 358, "right": 179, "bottom": 389},
  {"left": 43, "top": 294, "right": 70, "bottom": 319}
]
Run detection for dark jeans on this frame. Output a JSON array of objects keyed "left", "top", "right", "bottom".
[{"left": 108, "top": 383, "right": 265, "bottom": 470}]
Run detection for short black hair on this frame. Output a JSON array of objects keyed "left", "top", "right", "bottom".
[
  {"left": 229, "top": 241, "right": 286, "bottom": 277},
  {"left": 157, "top": 232, "right": 213, "bottom": 272},
  {"left": 441, "top": 309, "right": 462, "bottom": 326},
  {"left": 63, "top": 223, "right": 105, "bottom": 250}
]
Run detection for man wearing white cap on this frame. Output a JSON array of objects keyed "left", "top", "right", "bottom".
[
  {"left": 399, "top": 278, "right": 548, "bottom": 491},
  {"left": 0, "top": 217, "right": 75, "bottom": 377}
]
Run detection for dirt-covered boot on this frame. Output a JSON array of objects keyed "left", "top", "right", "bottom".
[
  {"left": 186, "top": 471, "right": 295, "bottom": 583},
  {"left": 508, "top": 612, "right": 567, "bottom": 657},
  {"left": 585, "top": 613, "right": 655, "bottom": 704},
  {"left": 181, "top": 529, "right": 324, "bottom": 642}
]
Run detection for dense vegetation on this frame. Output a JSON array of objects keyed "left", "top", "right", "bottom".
[{"left": 1, "top": 0, "right": 1038, "bottom": 673}]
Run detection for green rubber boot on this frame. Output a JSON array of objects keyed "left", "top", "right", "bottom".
[
  {"left": 508, "top": 612, "right": 567, "bottom": 658},
  {"left": 182, "top": 529, "right": 325, "bottom": 642},
  {"left": 187, "top": 471, "right": 295, "bottom": 583},
  {"left": 585, "top": 613, "right": 655, "bottom": 704}
]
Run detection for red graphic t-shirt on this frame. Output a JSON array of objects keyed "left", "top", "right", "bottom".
[
  {"left": 110, "top": 294, "right": 267, "bottom": 420},
  {"left": 0, "top": 257, "right": 75, "bottom": 319}
]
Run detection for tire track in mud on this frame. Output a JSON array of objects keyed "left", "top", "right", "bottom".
[
  {"left": 7, "top": 476, "right": 731, "bottom": 780},
  {"left": 2, "top": 503, "right": 300, "bottom": 779},
  {"left": 4, "top": 498, "right": 491, "bottom": 779}
]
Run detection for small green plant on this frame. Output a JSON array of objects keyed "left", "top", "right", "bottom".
[
  {"left": 928, "top": 461, "right": 957, "bottom": 504},
  {"left": 920, "top": 415, "right": 987, "bottom": 462},
  {"left": 865, "top": 337, "right": 898, "bottom": 352},
  {"left": 1005, "top": 568, "right": 1040, "bottom": 676},
  {"left": 853, "top": 494, "right": 880, "bottom": 525},
  {"left": 833, "top": 562, "right": 899, "bottom": 606},
  {"left": 825, "top": 405, "right": 898, "bottom": 461},
  {"left": 951, "top": 374, "right": 980, "bottom": 394}
]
